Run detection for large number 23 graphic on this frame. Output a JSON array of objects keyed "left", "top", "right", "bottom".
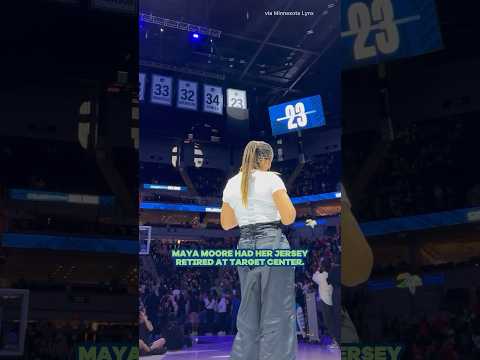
[
  {"left": 348, "top": 0, "right": 400, "bottom": 60},
  {"left": 286, "top": 102, "right": 308, "bottom": 130}
]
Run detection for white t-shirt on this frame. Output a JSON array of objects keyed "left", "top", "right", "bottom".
[
  {"left": 222, "top": 170, "right": 286, "bottom": 226},
  {"left": 216, "top": 297, "right": 227, "bottom": 313},
  {"left": 204, "top": 298, "right": 216, "bottom": 310},
  {"left": 312, "top": 270, "right": 333, "bottom": 306}
]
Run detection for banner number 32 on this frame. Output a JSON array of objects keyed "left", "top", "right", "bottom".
[{"left": 348, "top": 0, "right": 400, "bottom": 60}]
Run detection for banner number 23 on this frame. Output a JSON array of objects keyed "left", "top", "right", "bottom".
[{"left": 348, "top": 0, "right": 400, "bottom": 60}]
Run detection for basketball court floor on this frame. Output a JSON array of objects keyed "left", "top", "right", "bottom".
[{"left": 140, "top": 336, "right": 340, "bottom": 360}]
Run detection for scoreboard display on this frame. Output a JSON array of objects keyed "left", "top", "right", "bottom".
[{"left": 268, "top": 95, "right": 326, "bottom": 136}]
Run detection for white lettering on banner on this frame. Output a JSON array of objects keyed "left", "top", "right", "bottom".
[
  {"left": 285, "top": 102, "right": 309, "bottom": 130},
  {"left": 139, "top": 73, "right": 146, "bottom": 101},
  {"left": 203, "top": 85, "right": 223, "bottom": 114},
  {"left": 275, "top": 102, "right": 316, "bottom": 130},
  {"left": 226, "top": 88, "right": 247, "bottom": 109},
  {"left": 151, "top": 75, "right": 172, "bottom": 106},
  {"left": 177, "top": 80, "right": 198, "bottom": 110},
  {"left": 343, "top": 0, "right": 406, "bottom": 60}
]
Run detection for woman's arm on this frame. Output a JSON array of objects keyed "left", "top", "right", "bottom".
[
  {"left": 272, "top": 189, "right": 296, "bottom": 225},
  {"left": 341, "top": 185, "right": 373, "bottom": 287},
  {"left": 140, "top": 310, "right": 153, "bottom": 331},
  {"left": 220, "top": 202, "right": 238, "bottom": 230},
  {"left": 142, "top": 313, "right": 154, "bottom": 332}
]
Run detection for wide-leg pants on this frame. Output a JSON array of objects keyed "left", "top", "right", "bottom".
[
  {"left": 320, "top": 299, "right": 334, "bottom": 338},
  {"left": 230, "top": 225, "right": 297, "bottom": 360}
]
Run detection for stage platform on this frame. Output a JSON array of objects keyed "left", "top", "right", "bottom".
[{"left": 140, "top": 335, "right": 340, "bottom": 360}]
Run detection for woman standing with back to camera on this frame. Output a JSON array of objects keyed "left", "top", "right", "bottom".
[{"left": 221, "top": 141, "right": 297, "bottom": 360}]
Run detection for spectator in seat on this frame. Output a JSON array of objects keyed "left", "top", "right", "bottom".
[{"left": 139, "top": 307, "right": 167, "bottom": 356}]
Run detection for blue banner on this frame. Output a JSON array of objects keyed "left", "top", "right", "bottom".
[
  {"left": 9, "top": 189, "right": 114, "bottom": 206},
  {"left": 143, "top": 184, "right": 188, "bottom": 191},
  {"left": 140, "top": 191, "right": 341, "bottom": 213},
  {"left": 361, "top": 207, "right": 480, "bottom": 236},
  {"left": 10, "top": 189, "right": 69, "bottom": 202},
  {"left": 342, "top": 0, "right": 443, "bottom": 68},
  {"left": 141, "top": 201, "right": 221, "bottom": 213},
  {"left": 291, "top": 192, "right": 341, "bottom": 205},
  {"left": 2, "top": 233, "right": 137, "bottom": 254},
  {"left": 268, "top": 95, "right": 326, "bottom": 136}
]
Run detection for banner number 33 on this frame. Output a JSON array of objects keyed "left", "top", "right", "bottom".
[{"left": 348, "top": 0, "right": 400, "bottom": 60}]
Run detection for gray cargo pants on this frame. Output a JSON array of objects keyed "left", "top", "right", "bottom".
[{"left": 230, "top": 222, "right": 297, "bottom": 360}]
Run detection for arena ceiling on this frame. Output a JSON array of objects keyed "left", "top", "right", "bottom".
[
  {"left": 2, "top": 1, "right": 137, "bottom": 86},
  {"left": 140, "top": 0, "right": 340, "bottom": 101}
]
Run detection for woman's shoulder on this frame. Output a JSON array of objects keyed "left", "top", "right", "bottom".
[
  {"left": 224, "top": 173, "right": 241, "bottom": 189},
  {"left": 257, "top": 170, "right": 282, "bottom": 179},
  {"left": 263, "top": 171, "right": 285, "bottom": 187},
  {"left": 227, "top": 172, "right": 242, "bottom": 182}
]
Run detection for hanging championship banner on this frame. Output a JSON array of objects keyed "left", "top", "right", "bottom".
[
  {"left": 203, "top": 85, "right": 223, "bottom": 115},
  {"left": 342, "top": 0, "right": 443, "bottom": 68},
  {"left": 177, "top": 80, "right": 198, "bottom": 110},
  {"left": 226, "top": 88, "right": 247, "bottom": 109},
  {"left": 139, "top": 73, "right": 146, "bottom": 102},
  {"left": 151, "top": 75, "right": 172, "bottom": 106}
]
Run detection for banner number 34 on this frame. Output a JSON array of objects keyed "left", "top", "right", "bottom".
[{"left": 348, "top": 0, "right": 400, "bottom": 60}]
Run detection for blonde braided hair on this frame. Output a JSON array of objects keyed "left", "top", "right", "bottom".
[{"left": 240, "top": 141, "right": 273, "bottom": 207}]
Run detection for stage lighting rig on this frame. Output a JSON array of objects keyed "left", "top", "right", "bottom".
[{"left": 140, "top": 13, "right": 222, "bottom": 38}]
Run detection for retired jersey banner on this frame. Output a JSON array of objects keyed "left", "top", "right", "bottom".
[
  {"left": 226, "top": 88, "right": 247, "bottom": 110},
  {"left": 150, "top": 75, "right": 172, "bottom": 106},
  {"left": 342, "top": 0, "right": 443, "bottom": 68},
  {"left": 177, "top": 80, "right": 198, "bottom": 110},
  {"left": 203, "top": 85, "right": 223, "bottom": 114}
]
